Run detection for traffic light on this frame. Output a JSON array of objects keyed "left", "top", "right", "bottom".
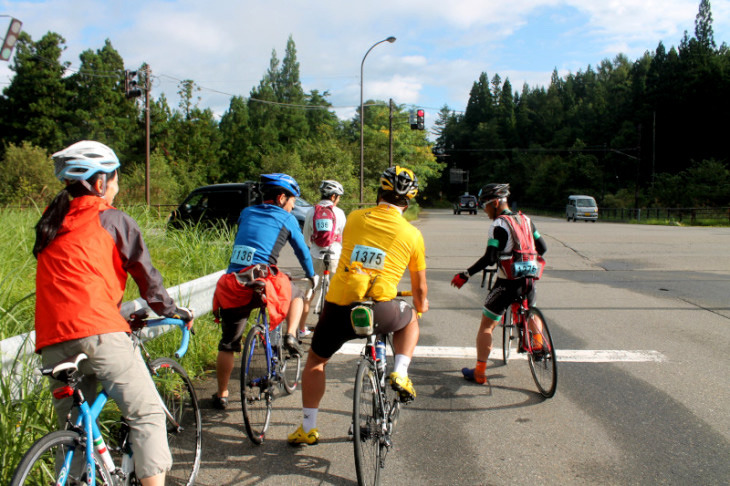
[
  {"left": 1, "top": 18, "right": 23, "bottom": 62},
  {"left": 410, "top": 108, "right": 425, "bottom": 130},
  {"left": 124, "top": 70, "right": 142, "bottom": 98}
]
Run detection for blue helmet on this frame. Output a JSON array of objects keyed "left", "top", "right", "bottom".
[
  {"left": 260, "top": 173, "right": 301, "bottom": 197},
  {"left": 52, "top": 141, "right": 120, "bottom": 181}
]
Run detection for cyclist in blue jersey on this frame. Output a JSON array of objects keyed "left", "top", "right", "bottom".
[{"left": 212, "top": 173, "right": 317, "bottom": 410}]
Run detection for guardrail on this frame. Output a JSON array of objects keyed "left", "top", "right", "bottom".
[
  {"left": 0, "top": 269, "right": 224, "bottom": 381},
  {"left": 599, "top": 207, "right": 730, "bottom": 224}
]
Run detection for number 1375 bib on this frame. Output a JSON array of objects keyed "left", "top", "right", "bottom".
[{"left": 350, "top": 245, "right": 386, "bottom": 270}]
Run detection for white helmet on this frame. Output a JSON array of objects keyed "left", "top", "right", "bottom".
[
  {"left": 52, "top": 141, "right": 120, "bottom": 181},
  {"left": 319, "top": 180, "right": 344, "bottom": 197}
]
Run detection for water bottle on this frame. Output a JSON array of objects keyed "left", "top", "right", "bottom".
[{"left": 375, "top": 340, "right": 386, "bottom": 372}]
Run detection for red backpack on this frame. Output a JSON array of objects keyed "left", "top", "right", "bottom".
[
  {"left": 311, "top": 204, "right": 341, "bottom": 247},
  {"left": 498, "top": 212, "right": 545, "bottom": 280}
]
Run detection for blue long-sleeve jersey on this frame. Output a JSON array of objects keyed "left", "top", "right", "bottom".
[{"left": 226, "top": 203, "right": 315, "bottom": 277}]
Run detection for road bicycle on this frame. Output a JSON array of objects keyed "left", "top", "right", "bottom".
[
  {"left": 483, "top": 268, "right": 557, "bottom": 398},
  {"left": 351, "top": 291, "right": 414, "bottom": 486},
  {"left": 313, "top": 249, "right": 334, "bottom": 315},
  {"left": 240, "top": 279, "right": 309, "bottom": 445},
  {"left": 10, "top": 313, "right": 202, "bottom": 486}
]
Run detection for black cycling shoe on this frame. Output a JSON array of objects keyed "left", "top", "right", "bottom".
[
  {"left": 212, "top": 393, "right": 228, "bottom": 410},
  {"left": 284, "top": 333, "right": 302, "bottom": 357}
]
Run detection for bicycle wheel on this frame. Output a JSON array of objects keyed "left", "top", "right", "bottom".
[
  {"left": 502, "top": 306, "right": 515, "bottom": 364},
  {"left": 280, "top": 343, "right": 301, "bottom": 394},
  {"left": 353, "top": 359, "right": 382, "bottom": 486},
  {"left": 240, "top": 325, "right": 272, "bottom": 445},
  {"left": 526, "top": 308, "right": 558, "bottom": 398},
  {"left": 150, "top": 357, "right": 202, "bottom": 486},
  {"left": 10, "top": 430, "right": 115, "bottom": 486}
]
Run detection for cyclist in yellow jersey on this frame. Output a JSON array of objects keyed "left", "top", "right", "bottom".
[{"left": 288, "top": 166, "right": 428, "bottom": 445}]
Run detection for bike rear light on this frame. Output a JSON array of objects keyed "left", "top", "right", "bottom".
[{"left": 52, "top": 386, "right": 74, "bottom": 399}]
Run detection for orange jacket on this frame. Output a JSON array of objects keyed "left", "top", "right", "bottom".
[{"left": 34, "top": 196, "right": 176, "bottom": 352}]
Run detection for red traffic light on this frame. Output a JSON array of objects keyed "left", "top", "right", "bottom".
[
  {"left": 416, "top": 109, "right": 425, "bottom": 130},
  {"left": 1, "top": 18, "right": 23, "bottom": 62}
]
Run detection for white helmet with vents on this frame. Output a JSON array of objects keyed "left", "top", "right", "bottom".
[{"left": 52, "top": 141, "right": 120, "bottom": 181}]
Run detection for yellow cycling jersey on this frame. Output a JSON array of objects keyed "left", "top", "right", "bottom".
[{"left": 326, "top": 204, "right": 426, "bottom": 305}]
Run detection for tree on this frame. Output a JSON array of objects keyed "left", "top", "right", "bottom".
[
  {"left": 66, "top": 39, "right": 142, "bottom": 161},
  {"left": 219, "top": 96, "right": 254, "bottom": 181},
  {"left": 0, "top": 32, "right": 71, "bottom": 152},
  {"left": 0, "top": 142, "right": 61, "bottom": 205}
]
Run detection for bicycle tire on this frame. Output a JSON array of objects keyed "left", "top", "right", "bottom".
[
  {"left": 353, "top": 359, "right": 382, "bottom": 486},
  {"left": 240, "top": 325, "right": 272, "bottom": 445},
  {"left": 150, "top": 357, "right": 202, "bottom": 486},
  {"left": 10, "top": 430, "right": 115, "bottom": 486},
  {"left": 315, "top": 273, "right": 330, "bottom": 315},
  {"left": 526, "top": 308, "right": 558, "bottom": 398},
  {"left": 280, "top": 343, "right": 302, "bottom": 394},
  {"left": 502, "top": 306, "right": 514, "bottom": 364}
]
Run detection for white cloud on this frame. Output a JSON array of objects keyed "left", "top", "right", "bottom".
[{"left": 2, "top": 0, "right": 728, "bottom": 121}]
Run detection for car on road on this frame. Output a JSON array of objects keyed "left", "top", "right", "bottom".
[
  {"left": 168, "top": 182, "right": 309, "bottom": 230},
  {"left": 454, "top": 194, "right": 479, "bottom": 215},
  {"left": 566, "top": 195, "right": 598, "bottom": 222}
]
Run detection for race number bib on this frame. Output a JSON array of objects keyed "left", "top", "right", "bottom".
[
  {"left": 351, "top": 245, "right": 386, "bottom": 270},
  {"left": 512, "top": 260, "right": 539, "bottom": 278},
  {"left": 315, "top": 219, "right": 333, "bottom": 232},
  {"left": 231, "top": 244, "right": 256, "bottom": 267}
]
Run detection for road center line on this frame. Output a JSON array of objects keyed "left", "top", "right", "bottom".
[{"left": 336, "top": 343, "right": 665, "bottom": 362}]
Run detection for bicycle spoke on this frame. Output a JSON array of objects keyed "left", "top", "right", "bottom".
[
  {"left": 10, "top": 431, "right": 114, "bottom": 486},
  {"left": 241, "top": 326, "right": 272, "bottom": 445},
  {"left": 151, "top": 358, "right": 202, "bottom": 486},
  {"left": 353, "top": 360, "right": 382, "bottom": 486},
  {"left": 527, "top": 308, "right": 558, "bottom": 398}
]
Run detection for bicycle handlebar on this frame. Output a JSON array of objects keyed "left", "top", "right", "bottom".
[{"left": 142, "top": 317, "right": 190, "bottom": 359}]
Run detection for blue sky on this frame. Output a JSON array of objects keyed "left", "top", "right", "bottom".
[{"left": 2, "top": 0, "right": 729, "bottom": 132}]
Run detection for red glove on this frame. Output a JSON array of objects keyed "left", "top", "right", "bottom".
[{"left": 451, "top": 272, "right": 469, "bottom": 289}]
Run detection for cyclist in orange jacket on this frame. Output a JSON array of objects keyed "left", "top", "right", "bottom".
[{"left": 34, "top": 141, "right": 193, "bottom": 486}]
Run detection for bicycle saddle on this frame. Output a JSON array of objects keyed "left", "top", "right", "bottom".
[{"left": 42, "top": 352, "right": 88, "bottom": 382}]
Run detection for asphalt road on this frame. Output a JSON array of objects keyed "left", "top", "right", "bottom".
[{"left": 193, "top": 209, "right": 730, "bottom": 485}]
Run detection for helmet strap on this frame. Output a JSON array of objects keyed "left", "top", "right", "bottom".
[{"left": 79, "top": 175, "right": 106, "bottom": 198}]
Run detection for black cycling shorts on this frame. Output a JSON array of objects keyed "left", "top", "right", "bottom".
[
  {"left": 311, "top": 299, "right": 415, "bottom": 359},
  {"left": 483, "top": 278, "right": 536, "bottom": 321}
]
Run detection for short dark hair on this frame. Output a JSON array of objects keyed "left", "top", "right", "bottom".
[
  {"left": 262, "top": 186, "right": 294, "bottom": 203},
  {"left": 377, "top": 188, "right": 408, "bottom": 207}
]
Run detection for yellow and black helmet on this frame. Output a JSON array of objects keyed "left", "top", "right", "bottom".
[{"left": 380, "top": 165, "right": 419, "bottom": 200}]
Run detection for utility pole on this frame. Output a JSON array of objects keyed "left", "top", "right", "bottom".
[
  {"left": 388, "top": 98, "right": 394, "bottom": 167},
  {"left": 145, "top": 66, "right": 151, "bottom": 206}
]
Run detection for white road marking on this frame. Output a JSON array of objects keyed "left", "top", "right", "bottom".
[{"left": 336, "top": 343, "right": 665, "bottom": 362}]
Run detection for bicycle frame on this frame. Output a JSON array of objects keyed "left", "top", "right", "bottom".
[{"left": 51, "top": 317, "right": 189, "bottom": 485}]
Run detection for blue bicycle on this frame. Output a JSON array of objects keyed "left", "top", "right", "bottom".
[
  {"left": 10, "top": 314, "right": 202, "bottom": 486},
  {"left": 240, "top": 280, "right": 304, "bottom": 445}
]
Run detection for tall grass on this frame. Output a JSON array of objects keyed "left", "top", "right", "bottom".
[{"left": 0, "top": 205, "right": 232, "bottom": 483}]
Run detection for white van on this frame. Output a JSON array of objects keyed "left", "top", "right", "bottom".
[{"left": 566, "top": 195, "right": 598, "bottom": 222}]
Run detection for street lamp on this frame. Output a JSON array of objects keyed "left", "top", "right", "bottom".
[{"left": 360, "top": 36, "right": 396, "bottom": 204}]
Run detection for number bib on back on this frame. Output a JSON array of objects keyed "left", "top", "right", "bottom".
[
  {"left": 350, "top": 245, "right": 386, "bottom": 270},
  {"left": 231, "top": 244, "right": 256, "bottom": 266},
  {"left": 315, "top": 218, "right": 333, "bottom": 232}
]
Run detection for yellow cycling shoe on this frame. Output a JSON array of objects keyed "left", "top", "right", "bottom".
[
  {"left": 287, "top": 425, "right": 319, "bottom": 445},
  {"left": 389, "top": 371, "right": 416, "bottom": 402}
]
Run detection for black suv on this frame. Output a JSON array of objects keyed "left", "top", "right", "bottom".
[
  {"left": 168, "top": 182, "right": 261, "bottom": 229},
  {"left": 454, "top": 194, "right": 478, "bottom": 215},
  {"left": 168, "top": 182, "right": 310, "bottom": 229}
]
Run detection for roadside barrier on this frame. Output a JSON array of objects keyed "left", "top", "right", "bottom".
[{"left": 0, "top": 270, "right": 224, "bottom": 383}]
